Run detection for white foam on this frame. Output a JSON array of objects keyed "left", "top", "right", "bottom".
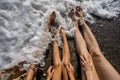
[
  {"left": 82, "top": 0, "right": 120, "bottom": 22},
  {"left": 0, "top": 0, "right": 120, "bottom": 79}
]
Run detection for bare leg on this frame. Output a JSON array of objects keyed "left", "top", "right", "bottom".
[
  {"left": 70, "top": 9, "right": 100, "bottom": 80},
  {"left": 81, "top": 68, "right": 86, "bottom": 80},
  {"left": 52, "top": 39, "right": 61, "bottom": 80},
  {"left": 47, "top": 11, "right": 61, "bottom": 80},
  {"left": 76, "top": 6, "right": 120, "bottom": 80},
  {"left": 61, "top": 29, "right": 70, "bottom": 80},
  {"left": 75, "top": 24, "right": 99, "bottom": 80}
]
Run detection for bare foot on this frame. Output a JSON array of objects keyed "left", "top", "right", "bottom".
[
  {"left": 75, "top": 6, "right": 85, "bottom": 26},
  {"left": 76, "top": 6, "right": 83, "bottom": 18},
  {"left": 69, "top": 9, "right": 77, "bottom": 22},
  {"left": 47, "top": 11, "right": 56, "bottom": 32},
  {"left": 69, "top": 9, "right": 79, "bottom": 29},
  {"left": 61, "top": 28, "right": 70, "bottom": 66}
]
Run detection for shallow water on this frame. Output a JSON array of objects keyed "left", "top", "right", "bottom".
[{"left": 0, "top": 0, "right": 120, "bottom": 79}]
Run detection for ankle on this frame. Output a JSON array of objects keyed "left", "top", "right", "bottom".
[
  {"left": 81, "top": 20, "right": 86, "bottom": 27},
  {"left": 75, "top": 28, "right": 79, "bottom": 33}
]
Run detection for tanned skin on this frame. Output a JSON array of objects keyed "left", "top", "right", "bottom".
[
  {"left": 47, "top": 11, "right": 74, "bottom": 80},
  {"left": 61, "top": 28, "right": 70, "bottom": 80},
  {"left": 69, "top": 8, "right": 99, "bottom": 80},
  {"left": 75, "top": 6, "right": 120, "bottom": 80},
  {"left": 66, "top": 63, "right": 75, "bottom": 80}
]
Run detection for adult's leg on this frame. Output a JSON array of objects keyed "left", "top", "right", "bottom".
[
  {"left": 52, "top": 35, "right": 62, "bottom": 80},
  {"left": 61, "top": 29, "right": 70, "bottom": 80},
  {"left": 76, "top": 6, "right": 120, "bottom": 80},
  {"left": 70, "top": 9, "right": 100, "bottom": 80},
  {"left": 75, "top": 22, "right": 99, "bottom": 80}
]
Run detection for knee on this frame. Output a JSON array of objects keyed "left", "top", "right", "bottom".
[
  {"left": 79, "top": 50, "right": 91, "bottom": 58},
  {"left": 62, "top": 58, "right": 70, "bottom": 67},
  {"left": 89, "top": 47, "right": 102, "bottom": 57},
  {"left": 54, "top": 60, "right": 61, "bottom": 68}
]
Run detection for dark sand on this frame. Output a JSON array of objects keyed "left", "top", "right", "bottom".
[{"left": 41, "top": 15, "right": 120, "bottom": 80}]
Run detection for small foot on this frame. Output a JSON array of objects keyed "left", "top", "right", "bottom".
[
  {"left": 69, "top": 9, "right": 77, "bottom": 22},
  {"left": 47, "top": 11, "right": 56, "bottom": 32},
  {"left": 76, "top": 6, "right": 83, "bottom": 18}
]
